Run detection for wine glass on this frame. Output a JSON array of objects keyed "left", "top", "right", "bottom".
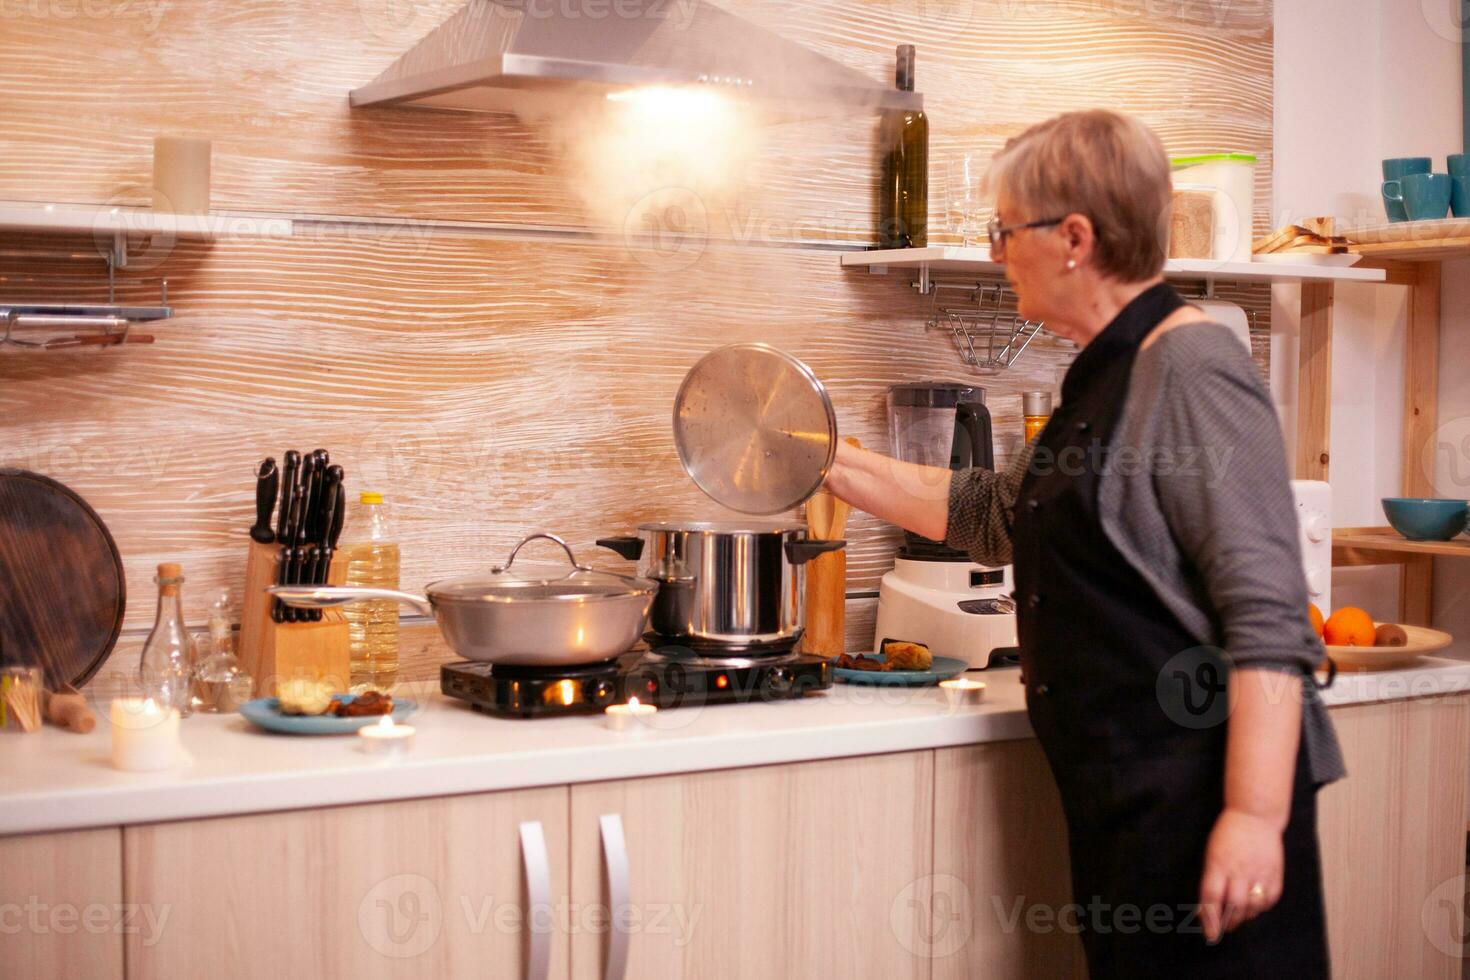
[{"left": 946, "top": 153, "right": 990, "bottom": 247}]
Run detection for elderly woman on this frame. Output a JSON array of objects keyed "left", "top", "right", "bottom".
[{"left": 827, "top": 110, "right": 1343, "bottom": 976}]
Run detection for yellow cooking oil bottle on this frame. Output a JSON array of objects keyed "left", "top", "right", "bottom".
[{"left": 344, "top": 491, "right": 400, "bottom": 692}]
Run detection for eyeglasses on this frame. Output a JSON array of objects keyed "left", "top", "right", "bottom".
[{"left": 986, "top": 215, "right": 1066, "bottom": 255}]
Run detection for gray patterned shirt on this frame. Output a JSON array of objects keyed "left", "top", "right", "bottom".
[{"left": 945, "top": 322, "right": 1346, "bottom": 785}]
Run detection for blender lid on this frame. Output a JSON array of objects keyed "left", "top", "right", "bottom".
[{"left": 888, "top": 382, "right": 986, "bottom": 408}]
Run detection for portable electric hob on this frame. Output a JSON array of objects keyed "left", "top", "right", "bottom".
[{"left": 441, "top": 643, "right": 832, "bottom": 719}]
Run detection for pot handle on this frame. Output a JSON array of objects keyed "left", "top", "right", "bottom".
[
  {"left": 784, "top": 539, "right": 846, "bottom": 565},
  {"left": 268, "top": 585, "right": 435, "bottom": 617},
  {"left": 596, "top": 536, "right": 645, "bottom": 562},
  {"left": 501, "top": 532, "right": 590, "bottom": 572}
]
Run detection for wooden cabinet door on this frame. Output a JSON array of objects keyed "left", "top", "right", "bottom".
[
  {"left": 124, "top": 786, "right": 570, "bottom": 980},
  {"left": 568, "top": 753, "right": 933, "bottom": 980},
  {"left": 1319, "top": 695, "right": 1470, "bottom": 980},
  {"left": 0, "top": 827, "right": 125, "bottom": 980},
  {"left": 932, "top": 740, "right": 1086, "bottom": 980}
]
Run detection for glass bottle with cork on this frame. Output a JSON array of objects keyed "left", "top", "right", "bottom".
[
  {"left": 138, "top": 563, "right": 194, "bottom": 717},
  {"left": 877, "top": 44, "right": 928, "bottom": 249},
  {"left": 344, "top": 492, "right": 400, "bottom": 693}
]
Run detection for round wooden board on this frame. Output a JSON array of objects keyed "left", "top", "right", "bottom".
[
  {"left": 1323, "top": 624, "right": 1453, "bottom": 671},
  {"left": 0, "top": 469, "right": 126, "bottom": 689}
]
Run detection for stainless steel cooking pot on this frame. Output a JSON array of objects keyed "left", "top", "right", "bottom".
[
  {"left": 270, "top": 533, "right": 656, "bottom": 667},
  {"left": 597, "top": 521, "right": 844, "bottom": 650}
]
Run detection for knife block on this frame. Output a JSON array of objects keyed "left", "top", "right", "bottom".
[{"left": 239, "top": 539, "right": 350, "bottom": 697}]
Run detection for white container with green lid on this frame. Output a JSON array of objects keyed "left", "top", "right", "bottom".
[{"left": 1171, "top": 153, "right": 1258, "bottom": 263}]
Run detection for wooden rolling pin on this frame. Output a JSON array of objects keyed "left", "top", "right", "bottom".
[{"left": 45, "top": 684, "right": 97, "bottom": 734}]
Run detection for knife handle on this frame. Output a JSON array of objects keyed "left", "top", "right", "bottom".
[
  {"left": 276, "top": 450, "right": 301, "bottom": 543},
  {"left": 276, "top": 485, "right": 305, "bottom": 623},
  {"left": 328, "top": 480, "right": 346, "bottom": 550},
  {"left": 251, "top": 458, "right": 278, "bottom": 544}
]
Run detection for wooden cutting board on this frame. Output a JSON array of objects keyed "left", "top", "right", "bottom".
[{"left": 0, "top": 469, "right": 126, "bottom": 689}]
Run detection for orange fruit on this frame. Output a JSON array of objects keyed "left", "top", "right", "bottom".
[
  {"left": 1323, "top": 606, "right": 1375, "bottom": 647},
  {"left": 1307, "top": 603, "right": 1325, "bottom": 637}
]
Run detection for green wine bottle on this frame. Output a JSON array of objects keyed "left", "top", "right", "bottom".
[{"left": 878, "top": 44, "right": 928, "bottom": 249}]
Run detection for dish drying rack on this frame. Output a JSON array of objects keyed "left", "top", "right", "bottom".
[
  {"left": 0, "top": 228, "right": 170, "bottom": 351},
  {"left": 1, "top": 288, "right": 168, "bottom": 350},
  {"left": 916, "top": 275, "right": 1243, "bottom": 372},
  {"left": 922, "top": 280, "right": 1056, "bottom": 372}
]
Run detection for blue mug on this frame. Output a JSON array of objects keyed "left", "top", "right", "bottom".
[
  {"left": 1385, "top": 172, "right": 1451, "bottom": 222},
  {"left": 1454, "top": 175, "right": 1470, "bottom": 218},
  {"left": 1382, "top": 157, "right": 1432, "bottom": 221},
  {"left": 1450, "top": 154, "right": 1468, "bottom": 178}
]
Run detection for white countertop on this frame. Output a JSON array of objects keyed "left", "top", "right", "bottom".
[{"left": 5, "top": 658, "right": 1470, "bottom": 837}]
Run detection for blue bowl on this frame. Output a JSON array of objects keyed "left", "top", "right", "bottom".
[{"left": 1382, "top": 497, "right": 1469, "bottom": 541}]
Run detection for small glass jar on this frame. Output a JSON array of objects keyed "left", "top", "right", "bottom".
[
  {"left": 1, "top": 666, "right": 45, "bottom": 732},
  {"left": 1022, "top": 391, "right": 1053, "bottom": 443}
]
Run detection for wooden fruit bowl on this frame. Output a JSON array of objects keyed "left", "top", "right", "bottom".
[{"left": 1322, "top": 624, "right": 1453, "bottom": 671}]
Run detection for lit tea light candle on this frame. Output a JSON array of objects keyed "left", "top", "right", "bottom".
[
  {"left": 358, "top": 714, "right": 415, "bottom": 756},
  {"left": 939, "top": 678, "right": 987, "bottom": 707},
  {"left": 604, "top": 696, "right": 658, "bottom": 732},
  {"left": 110, "top": 698, "right": 182, "bottom": 772}
]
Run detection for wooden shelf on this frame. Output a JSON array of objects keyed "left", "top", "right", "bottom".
[
  {"left": 840, "top": 246, "right": 1388, "bottom": 283},
  {"left": 1333, "top": 526, "right": 1470, "bottom": 564},
  {"left": 0, "top": 202, "right": 293, "bottom": 241},
  {"left": 1350, "top": 239, "right": 1470, "bottom": 262}
]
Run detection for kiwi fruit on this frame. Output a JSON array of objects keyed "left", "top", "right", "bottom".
[{"left": 1373, "top": 624, "right": 1408, "bottom": 648}]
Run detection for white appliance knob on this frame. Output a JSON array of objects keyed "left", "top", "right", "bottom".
[{"left": 1304, "top": 514, "right": 1328, "bottom": 544}]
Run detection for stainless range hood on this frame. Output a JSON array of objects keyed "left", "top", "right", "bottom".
[{"left": 349, "top": 0, "right": 921, "bottom": 114}]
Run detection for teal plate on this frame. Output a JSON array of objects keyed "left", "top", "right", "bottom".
[
  {"left": 831, "top": 653, "right": 969, "bottom": 686},
  {"left": 238, "top": 694, "right": 420, "bottom": 735}
]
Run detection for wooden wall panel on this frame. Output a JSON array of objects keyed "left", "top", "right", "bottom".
[
  {"left": 0, "top": 233, "right": 1075, "bottom": 633},
  {"left": 0, "top": 0, "right": 1275, "bottom": 672},
  {"left": 0, "top": 0, "right": 1274, "bottom": 240}
]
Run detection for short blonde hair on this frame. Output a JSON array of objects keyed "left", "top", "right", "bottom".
[{"left": 987, "top": 110, "right": 1171, "bottom": 283}]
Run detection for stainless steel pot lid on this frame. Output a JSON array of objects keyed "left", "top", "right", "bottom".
[
  {"left": 672, "top": 344, "right": 837, "bottom": 515},
  {"left": 429, "top": 533, "right": 655, "bottom": 603},
  {"left": 637, "top": 520, "right": 805, "bottom": 535}
]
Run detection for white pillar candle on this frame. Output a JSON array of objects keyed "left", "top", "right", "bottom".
[
  {"left": 110, "top": 698, "right": 182, "bottom": 771},
  {"left": 152, "top": 136, "right": 211, "bottom": 214},
  {"left": 358, "top": 714, "right": 415, "bottom": 756},
  {"left": 938, "top": 678, "right": 987, "bottom": 707},
  {"left": 603, "top": 696, "right": 658, "bottom": 733}
]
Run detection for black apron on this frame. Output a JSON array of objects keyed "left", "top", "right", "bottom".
[{"left": 1011, "top": 283, "right": 1330, "bottom": 978}]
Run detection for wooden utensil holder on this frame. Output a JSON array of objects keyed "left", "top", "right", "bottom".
[
  {"left": 238, "top": 539, "right": 349, "bottom": 697},
  {"left": 800, "top": 549, "right": 847, "bottom": 658}
]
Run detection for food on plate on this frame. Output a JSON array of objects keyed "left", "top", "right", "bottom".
[
  {"left": 1322, "top": 606, "right": 1375, "bottom": 647},
  {"left": 1307, "top": 603, "right": 1325, "bottom": 638},
  {"left": 1373, "top": 623, "right": 1409, "bottom": 648},
  {"left": 833, "top": 653, "right": 891, "bottom": 672},
  {"left": 277, "top": 677, "right": 336, "bottom": 716},
  {"left": 834, "top": 641, "right": 935, "bottom": 673},
  {"left": 332, "top": 691, "right": 394, "bottom": 717},
  {"left": 881, "top": 639, "right": 934, "bottom": 671}
]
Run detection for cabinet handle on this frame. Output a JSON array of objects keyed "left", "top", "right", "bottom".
[
  {"left": 599, "top": 813, "right": 631, "bottom": 980},
  {"left": 519, "top": 820, "right": 553, "bottom": 980}
]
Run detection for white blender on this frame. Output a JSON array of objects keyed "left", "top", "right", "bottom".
[{"left": 874, "top": 383, "right": 1019, "bottom": 669}]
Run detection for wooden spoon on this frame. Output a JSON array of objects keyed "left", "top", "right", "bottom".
[
  {"left": 807, "top": 490, "right": 835, "bottom": 541},
  {"left": 828, "top": 437, "right": 861, "bottom": 538}
]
